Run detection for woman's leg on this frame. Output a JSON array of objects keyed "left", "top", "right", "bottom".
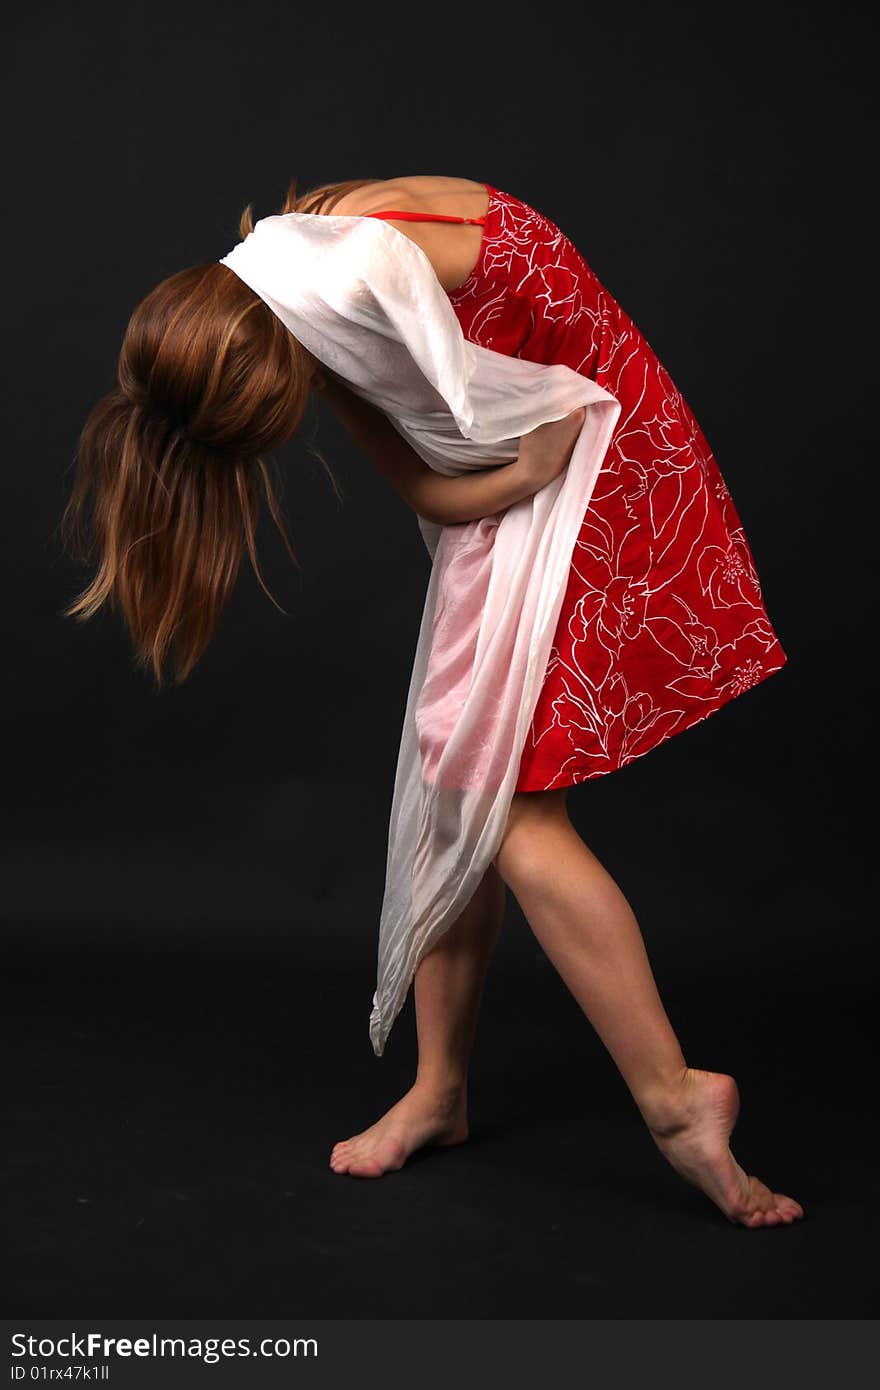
[
  {"left": 330, "top": 862, "right": 506, "bottom": 1177},
  {"left": 493, "top": 787, "right": 804, "bottom": 1229}
]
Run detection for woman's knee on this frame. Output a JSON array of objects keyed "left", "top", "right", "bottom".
[{"left": 492, "top": 788, "right": 569, "bottom": 888}]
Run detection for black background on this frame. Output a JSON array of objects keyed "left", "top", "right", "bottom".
[{"left": 2, "top": 0, "right": 875, "bottom": 1318}]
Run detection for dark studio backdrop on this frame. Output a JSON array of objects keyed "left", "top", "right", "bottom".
[{"left": 2, "top": 0, "right": 875, "bottom": 1321}]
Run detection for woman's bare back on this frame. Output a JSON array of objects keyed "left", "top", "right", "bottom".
[{"left": 329, "top": 174, "right": 490, "bottom": 293}]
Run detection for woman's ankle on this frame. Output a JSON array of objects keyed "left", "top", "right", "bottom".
[
  {"left": 412, "top": 1070, "right": 468, "bottom": 1107},
  {"left": 634, "top": 1064, "right": 692, "bottom": 1135}
]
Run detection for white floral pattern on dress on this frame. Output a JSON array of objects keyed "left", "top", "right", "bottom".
[{"left": 448, "top": 185, "right": 787, "bottom": 789}]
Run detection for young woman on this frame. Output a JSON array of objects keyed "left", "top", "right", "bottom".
[{"left": 61, "top": 173, "right": 802, "bottom": 1229}]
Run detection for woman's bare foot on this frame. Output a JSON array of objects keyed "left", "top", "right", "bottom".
[
  {"left": 644, "top": 1067, "right": 805, "bottom": 1228},
  {"left": 330, "top": 1082, "right": 468, "bottom": 1178}
]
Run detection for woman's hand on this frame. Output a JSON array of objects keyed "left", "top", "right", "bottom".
[{"left": 514, "top": 407, "right": 586, "bottom": 492}]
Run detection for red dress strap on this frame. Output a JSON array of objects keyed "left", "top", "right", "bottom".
[{"left": 364, "top": 209, "right": 487, "bottom": 225}]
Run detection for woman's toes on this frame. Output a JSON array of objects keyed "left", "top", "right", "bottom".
[
  {"left": 349, "top": 1157, "right": 383, "bottom": 1178},
  {"left": 777, "top": 1196, "right": 804, "bottom": 1220}
]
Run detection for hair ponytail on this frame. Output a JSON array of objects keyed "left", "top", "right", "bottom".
[{"left": 59, "top": 261, "right": 319, "bottom": 687}]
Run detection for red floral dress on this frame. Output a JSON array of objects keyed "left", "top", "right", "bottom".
[
  {"left": 367, "top": 182, "right": 788, "bottom": 792},
  {"left": 439, "top": 182, "right": 788, "bottom": 791}
]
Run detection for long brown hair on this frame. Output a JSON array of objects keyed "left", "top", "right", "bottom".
[{"left": 59, "top": 174, "right": 375, "bottom": 688}]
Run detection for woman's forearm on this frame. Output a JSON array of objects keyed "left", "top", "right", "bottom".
[
  {"left": 316, "top": 373, "right": 533, "bottom": 525},
  {"left": 410, "top": 459, "right": 540, "bottom": 526}
]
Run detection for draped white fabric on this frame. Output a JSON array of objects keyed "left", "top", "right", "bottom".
[{"left": 220, "top": 212, "right": 621, "bottom": 1055}]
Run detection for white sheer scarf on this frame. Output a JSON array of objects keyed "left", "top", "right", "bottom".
[{"left": 220, "top": 211, "right": 620, "bottom": 1055}]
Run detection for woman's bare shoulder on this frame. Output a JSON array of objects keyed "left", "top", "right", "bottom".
[
  {"left": 331, "top": 174, "right": 488, "bottom": 218},
  {"left": 330, "top": 176, "right": 489, "bottom": 293}
]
